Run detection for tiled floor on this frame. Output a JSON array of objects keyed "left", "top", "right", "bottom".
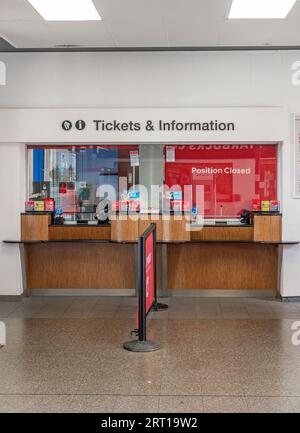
[{"left": 1, "top": 296, "right": 300, "bottom": 413}]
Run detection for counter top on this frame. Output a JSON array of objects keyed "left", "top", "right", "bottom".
[
  {"left": 191, "top": 224, "right": 253, "bottom": 228},
  {"left": 252, "top": 212, "right": 282, "bottom": 216},
  {"left": 3, "top": 239, "right": 299, "bottom": 245},
  {"left": 21, "top": 212, "right": 53, "bottom": 215},
  {"left": 49, "top": 223, "right": 251, "bottom": 228},
  {"left": 49, "top": 223, "right": 110, "bottom": 227}
]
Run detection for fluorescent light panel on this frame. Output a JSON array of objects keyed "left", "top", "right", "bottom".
[
  {"left": 27, "top": 0, "right": 101, "bottom": 21},
  {"left": 228, "top": 0, "right": 297, "bottom": 19}
]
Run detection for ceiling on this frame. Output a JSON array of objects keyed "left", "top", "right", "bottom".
[{"left": 1, "top": 0, "right": 300, "bottom": 51}]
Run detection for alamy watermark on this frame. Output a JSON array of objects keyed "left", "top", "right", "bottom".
[
  {"left": 291, "top": 61, "right": 300, "bottom": 86},
  {"left": 291, "top": 321, "right": 300, "bottom": 346},
  {"left": 96, "top": 182, "right": 205, "bottom": 231},
  {"left": 0, "top": 321, "right": 6, "bottom": 348},
  {"left": 0, "top": 60, "right": 6, "bottom": 86}
]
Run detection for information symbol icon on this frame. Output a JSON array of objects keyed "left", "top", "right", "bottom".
[
  {"left": 62, "top": 120, "right": 72, "bottom": 131},
  {"left": 75, "top": 120, "right": 86, "bottom": 131}
]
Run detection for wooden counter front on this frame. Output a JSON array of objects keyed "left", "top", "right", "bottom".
[
  {"left": 22, "top": 239, "right": 278, "bottom": 293},
  {"left": 24, "top": 242, "right": 163, "bottom": 292},
  {"left": 191, "top": 226, "right": 253, "bottom": 241},
  {"left": 21, "top": 214, "right": 51, "bottom": 241},
  {"left": 167, "top": 242, "right": 278, "bottom": 291},
  {"left": 253, "top": 214, "right": 282, "bottom": 242},
  {"left": 111, "top": 214, "right": 190, "bottom": 242},
  {"left": 48, "top": 225, "right": 111, "bottom": 241},
  {"left": 25, "top": 243, "right": 136, "bottom": 291},
  {"left": 110, "top": 215, "right": 140, "bottom": 242},
  {"left": 19, "top": 213, "right": 282, "bottom": 295}
]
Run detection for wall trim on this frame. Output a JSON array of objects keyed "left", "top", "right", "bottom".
[
  {"left": 2, "top": 46, "right": 300, "bottom": 53},
  {"left": 0, "top": 295, "right": 23, "bottom": 301},
  {"left": 30, "top": 289, "right": 277, "bottom": 298}
]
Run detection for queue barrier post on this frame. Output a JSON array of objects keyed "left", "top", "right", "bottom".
[
  {"left": 123, "top": 223, "right": 162, "bottom": 352},
  {"left": 153, "top": 227, "right": 168, "bottom": 312}
]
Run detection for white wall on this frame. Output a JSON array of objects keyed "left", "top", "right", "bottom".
[
  {"left": 0, "top": 143, "right": 25, "bottom": 295},
  {"left": 0, "top": 50, "right": 299, "bottom": 296},
  {"left": 0, "top": 51, "right": 286, "bottom": 108}
]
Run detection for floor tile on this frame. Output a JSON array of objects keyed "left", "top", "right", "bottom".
[
  {"left": 61, "top": 299, "right": 99, "bottom": 318},
  {"left": 203, "top": 396, "right": 249, "bottom": 413},
  {"left": 87, "top": 306, "right": 118, "bottom": 318},
  {"left": 160, "top": 367, "right": 203, "bottom": 396},
  {"left": 0, "top": 302, "right": 21, "bottom": 317},
  {"left": 0, "top": 395, "right": 73, "bottom": 413},
  {"left": 114, "top": 396, "right": 159, "bottom": 413},
  {"left": 159, "top": 396, "right": 203, "bottom": 413},
  {"left": 69, "top": 395, "right": 116, "bottom": 413},
  {"left": 221, "top": 311, "right": 250, "bottom": 319},
  {"left": 201, "top": 371, "right": 245, "bottom": 396},
  {"left": 1, "top": 296, "right": 300, "bottom": 413},
  {"left": 246, "top": 397, "right": 300, "bottom": 413}
]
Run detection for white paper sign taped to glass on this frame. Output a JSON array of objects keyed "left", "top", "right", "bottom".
[
  {"left": 130, "top": 150, "right": 140, "bottom": 167},
  {"left": 166, "top": 146, "right": 176, "bottom": 162}
]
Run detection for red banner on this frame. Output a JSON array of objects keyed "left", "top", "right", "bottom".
[
  {"left": 136, "top": 228, "right": 155, "bottom": 329},
  {"left": 145, "top": 231, "right": 155, "bottom": 314},
  {"left": 164, "top": 144, "right": 277, "bottom": 216}
]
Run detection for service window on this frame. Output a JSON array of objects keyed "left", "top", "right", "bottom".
[
  {"left": 164, "top": 144, "right": 278, "bottom": 217},
  {"left": 27, "top": 145, "right": 139, "bottom": 215}
]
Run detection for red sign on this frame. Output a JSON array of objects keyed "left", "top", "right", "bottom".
[
  {"left": 136, "top": 228, "right": 155, "bottom": 329},
  {"left": 164, "top": 144, "right": 277, "bottom": 217},
  {"left": 145, "top": 231, "right": 155, "bottom": 314}
]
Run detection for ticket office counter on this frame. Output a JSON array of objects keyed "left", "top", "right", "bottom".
[{"left": 4, "top": 211, "right": 293, "bottom": 297}]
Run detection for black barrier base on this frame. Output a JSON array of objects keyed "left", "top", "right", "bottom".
[
  {"left": 154, "top": 301, "right": 169, "bottom": 311},
  {"left": 123, "top": 340, "right": 161, "bottom": 352}
]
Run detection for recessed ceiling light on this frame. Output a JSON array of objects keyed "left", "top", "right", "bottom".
[
  {"left": 228, "top": 0, "right": 297, "bottom": 19},
  {"left": 27, "top": 0, "right": 101, "bottom": 21}
]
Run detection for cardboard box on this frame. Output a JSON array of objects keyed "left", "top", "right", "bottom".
[
  {"left": 44, "top": 198, "right": 55, "bottom": 212},
  {"left": 261, "top": 201, "right": 270, "bottom": 212},
  {"left": 270, "top": 200, "right": 280, "bottom": 212},
  {"left": 25, "top": 201, "right": 35, "bottom": 212},
  {"left": 34, "top": 201, "right": 45, "bottom": 212},
  {"left": 251, "top": 199, "right": 261, "bottom": 211}
]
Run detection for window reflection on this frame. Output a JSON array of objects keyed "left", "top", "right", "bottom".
[{"left": 27, "top": 145, "right": 139, "bottom": 218}]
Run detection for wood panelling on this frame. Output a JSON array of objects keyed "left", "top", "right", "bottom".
[
  {"left": 49, "top": 226, "right": 111, "bottom": 240},
  {"left": 138, "top": 217, "right": 164, "bottom": 241},
  {"left": 111, "top": 215, "right": 190, "bottom": 242},
  {"left": 167, "top": 243, "right": 278, "bottom": 291},
  {"left": 163, "top": 217, "right": 191, "bottom": 242},
  {"left": 139, "top": 216, "right": 190, "bottom": 241},
  {"left": 23, "top": 240, "right": 277, "bottom": 292},
  {"left": 21, "top": 214, "right": 51, "bottom": 241},
  {"left": 25, "top": 243, "right": 163, "bottom": 290},
  {"left": 111, "top": 216, "right": 139, "bottom": 242},
  {"left": 191, "top": 226, "right": 254, "bottom": 241},
  {"left": 26, "top": 243, "right": 136, "bottom": 289},
  {"left": 20, "top": 214, "right": 279, "bottom": 293},
  {"left": 253, "top": 215, "right": 282, "bottom": 242}
]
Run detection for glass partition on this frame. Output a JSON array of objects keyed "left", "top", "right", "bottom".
[
  {"left": 164, "top": 144, "right": 278, "bottom": 218},
  {"left": 27, "top": 145, "right": 139, "bottom": 215}
]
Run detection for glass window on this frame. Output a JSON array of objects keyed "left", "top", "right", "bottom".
[
  {"left": 164, "top": 144, "right": 278, "bottom": 217},
  {"left": 27, "top": 145, "right": 139, "bottom": 216}
]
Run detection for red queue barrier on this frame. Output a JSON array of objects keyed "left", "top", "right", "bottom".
[{"left": 123, "top": 223, "right": 168, "bottom": 352}]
